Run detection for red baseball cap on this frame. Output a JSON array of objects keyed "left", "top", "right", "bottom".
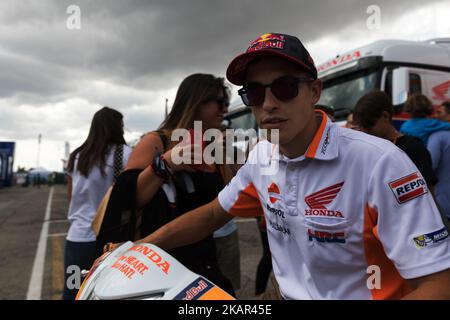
[{"left": 226, "top": 33, "right": 318, "bottom": 85}]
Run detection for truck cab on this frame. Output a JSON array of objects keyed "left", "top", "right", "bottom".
[{"left": 317, "top": 38, "right": 450, "bottom": 127}]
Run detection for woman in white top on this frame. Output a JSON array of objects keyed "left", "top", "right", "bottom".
[{"left": 63, "top": 106, "right": 131, "bottom": 300}]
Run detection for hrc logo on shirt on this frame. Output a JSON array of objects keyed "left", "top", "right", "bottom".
[{"left": 307, "top": 228, "right": 346, "bottom": 243}]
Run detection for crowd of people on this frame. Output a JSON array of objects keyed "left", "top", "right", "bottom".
[
  {"left": 63, "top": 32, "right": 450, "bottom": 300},
  {"left": 352, "top": 93, "right": 450, "bottom": 226}
]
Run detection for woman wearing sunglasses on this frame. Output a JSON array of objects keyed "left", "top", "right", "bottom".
[{"left": 97, "top": 73, "right": 238, "bottom": 295}]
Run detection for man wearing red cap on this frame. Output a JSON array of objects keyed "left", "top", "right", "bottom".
[{"left": 132, "top": 33, "right": 450, "bottom": 299}]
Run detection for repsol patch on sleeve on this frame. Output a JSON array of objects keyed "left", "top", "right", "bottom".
[{"left": 388, "top": 172, "right": 428, "bottom": 204}]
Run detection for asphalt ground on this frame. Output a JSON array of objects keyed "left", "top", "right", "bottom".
[{"left": 0, "top": 185, "right": 278, "bottom": 300}]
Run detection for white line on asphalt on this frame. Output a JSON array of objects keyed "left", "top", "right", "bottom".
[{"left": 26, "top": 186, "right": 54, "bottom": 300}]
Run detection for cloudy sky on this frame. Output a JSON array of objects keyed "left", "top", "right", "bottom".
[{"left": 1, "top": 0, "right": 449, "bottom": 171}]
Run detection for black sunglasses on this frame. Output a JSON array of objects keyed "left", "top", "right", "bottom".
[{"left": 238, "top": 75, "right": 314, "bottom": 107}]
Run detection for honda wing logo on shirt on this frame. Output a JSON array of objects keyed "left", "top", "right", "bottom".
[{"left": 304, "top": 181, "right": 345, "bottom": 218}]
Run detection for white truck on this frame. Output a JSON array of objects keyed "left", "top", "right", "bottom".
[
  {"left": 317, "top": 37, "right": 450, "bottom": 126},
  {"left": 226, "top": 38, "right": 450, "bottom": 128}
]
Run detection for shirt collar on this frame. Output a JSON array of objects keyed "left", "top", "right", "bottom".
[{"left": 271, "top": 110, "right": 339, "bottom": 162}]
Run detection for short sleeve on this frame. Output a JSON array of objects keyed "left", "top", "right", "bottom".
[
  {"left": 367, "top": 148, "right": 450, "bottom": 279},
  {"left": 122, "top": 145, "right": 133, "bottom": 168},
  {"left": 218, "top": 148, "right": 263, "bottom": 217}
]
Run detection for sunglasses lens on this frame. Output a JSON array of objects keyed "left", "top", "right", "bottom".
[
  {"left": 241, "top": 84, "right": 265, "bottom": 106},
  {"left": 239, "top": 76, "right": 309, "bottom": 106},
  {"left": 240, "top": 93, "right": 251, "bottom": 106},
  {"left": 271, "top": 77, "right": 299, "bottom": 101}
]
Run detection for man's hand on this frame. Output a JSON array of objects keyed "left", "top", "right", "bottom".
[
  {"left": 103, "top": 242, "right": 123, "bottom": 253},
  {"left": 136, "top": 198, "right": 232, "bottom": 250}
]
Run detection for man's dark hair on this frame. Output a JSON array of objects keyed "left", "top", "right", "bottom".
[
  {"left": 353, "top": 91, "right": 393, "bottom": 129},
  {"left": 404, "top": 93, "right": 433, "bottom": 118}
]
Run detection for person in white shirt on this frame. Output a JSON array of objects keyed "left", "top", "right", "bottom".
[
  {"left": 63, "top": 106, "right": 131, "bottom": 300},
  {"left": 113, "top": 33, "right": 450, "bottom": 300}
]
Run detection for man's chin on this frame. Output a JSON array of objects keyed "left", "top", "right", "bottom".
[{"left": 264, "top": 128, "right": 286, "bottom": 145}]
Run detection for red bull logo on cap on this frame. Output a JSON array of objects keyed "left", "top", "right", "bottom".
[
  {"left": 247, "top": 33, "right": 285, "bottom": 52},
  {"left": 250, "top": 33, "right": 285, "bottom": 45}
]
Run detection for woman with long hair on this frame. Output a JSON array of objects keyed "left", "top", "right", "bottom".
[
  {"left": 127, "top": 74, "right": 233, "bottom": 207},
  {"left": 97, "top": 74, "right": 238, "bottom": 295},
  {"left": 63, "top": 106, "right": 131, "bottom": 300}
]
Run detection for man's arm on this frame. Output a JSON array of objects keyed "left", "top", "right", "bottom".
[
  {"left": 403, "top": 269, "right": 450, "bottom": 300},
  {"left": 136, "top": 198, "right": 233, "bottom": 250},
  {"left": 367, "top": 148, "right": 450, "bottom": 299}
]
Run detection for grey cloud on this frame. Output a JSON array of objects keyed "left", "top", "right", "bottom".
[
  {"left": 1, "top": 0, "right": 442, "bottom": 105},
  {"left": 0, "top": 50, "right": 77, "bottom": 102},
  {"left": 1, "top": 0, "right": 446, "bottom": 171},
  {"left": 123, "top": 106, "right": 165, "bottom": 134}
]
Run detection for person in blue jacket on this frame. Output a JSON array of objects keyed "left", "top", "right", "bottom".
[
  {"left": 400, "top": 93, "right": 450, "bottom": 144},
  {"left": 427, "top": 102, "right": 450, "bottom": 224}
]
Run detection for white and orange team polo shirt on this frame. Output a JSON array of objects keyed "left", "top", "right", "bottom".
[{"left": 218, "top": 110, "right": 450, "bottom": 300}]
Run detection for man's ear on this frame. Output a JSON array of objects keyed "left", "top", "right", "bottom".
[
  {"left": 381, "top": 111, "right": 391, "bottom": 121},
  {"left": 311, "top": 79, "right": 322, "bottom": 104}
]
